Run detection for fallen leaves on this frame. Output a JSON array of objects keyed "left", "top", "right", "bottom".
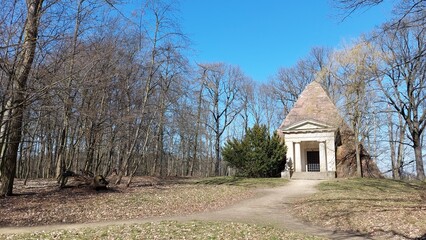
[
  {"left": 0, "top": 177, "right": 324, "bottom": 239},
  {"left": 0, "top": 177, "right": 253, "bottom": 227}
]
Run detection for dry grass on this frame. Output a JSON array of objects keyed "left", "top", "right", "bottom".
[
  {"left": 192, "top": 176, "right": 289, "bottom": 188},
  {"left": 292, "top": 178, "right": 426, "bottom": 240},
  {"left": 3, "top": 221, "right": 326, "bottom": 240}
]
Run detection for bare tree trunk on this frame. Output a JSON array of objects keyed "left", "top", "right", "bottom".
[
  {"left": 214, "top": 124, "right": 221, "bottom": 176},
  {"left": 387, "top": 109, "right": 399, "bottom": 179},
  {"left": 56, "top": 0, "right": 84, "bottom": 179},
  {"left": 213, "top": 87, "right": 221, "bottom": 176},
  {"left": 353, "top": 87, "right": 363, "bottom": 178},
  {"left": 190, "top": 85, "right": 204, "bottom": 176},
  {"left": 55, "top": 128, "right": 67, "bottom": 180},
  {"left": 23, "top": 142, "right": 32, "bottom": 185},
  {"left": 0, "top": 0, "right": 43, "bottom": 196},
  {"left": 412, "top": 129, "right": 425, "bottom": 180},
  {"left": 0, "top": 105, "right": 11, "bottom": 172},
  {"left": 354, "top": 115, "right": 362, "bottom": 177},
  {"left": 396, "top": 119, "right": 406, "bottom": 178},
  {"left": 156, "top": 103, "right": 165, "bottom": 177},
  {"left": 37, "top": 130, "right": 45, "bottom": 178},
  {"left": 115, "top": 122, "right": 141, "bottom": 185}
]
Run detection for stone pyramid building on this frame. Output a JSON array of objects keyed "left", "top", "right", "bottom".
[{"left": 279, "top": 81, "right": 381, "bottom": 179}]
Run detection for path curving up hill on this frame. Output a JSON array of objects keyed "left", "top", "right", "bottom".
[{"left": 176, "top": 180, "right": 368, "bottom": 239}]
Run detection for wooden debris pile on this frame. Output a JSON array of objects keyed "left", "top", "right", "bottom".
[{"left": 58, "top": 169, "right": 109, "bottom": 190}]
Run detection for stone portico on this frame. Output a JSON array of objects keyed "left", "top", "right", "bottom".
[{"left": 282, "top": 120, "right": 337, "bottom": 179}]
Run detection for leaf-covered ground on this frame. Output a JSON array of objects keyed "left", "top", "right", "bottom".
[
  {"left": 1, "top": 177, "right": 328, "bottom": 240},
  {"left": 10, "top": 177, "right": 425, "bottom": 239},
  {"left": 2, "top": 221, "right": 325, "bottom": 240},
  {"left": 0, "top": 177, "right": 256, "bottom": 227},
  {"left": 292, "top": 178, "right": 426, "bottom": 240}
]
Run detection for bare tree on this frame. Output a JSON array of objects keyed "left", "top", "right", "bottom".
[
  {"left": 373, "top": 21, "right": 426, "bottom": 180},
  {"left": 387, "top": 106, "right": 408, "bottom": 179},
  {"left": 329, "top": 41, "right": 381, "bottom": 177},
  {"left": 0, "top": 0, "right": 237, "bottom": 187},
  {"left": 199, "top": 63, "right": 244, "bottom": 176},
  {"left": 0, "top": 0, "right": 44, "bottom": 196},
  {"left": 239, "top": 77, "right": 255, "bottom": 135},
  {"left": 272, "top": 47, "right": 334, "bottom": 119},
  {"left": 257, "top": 84, "right": 282, "bottom": 133},
  {"left": 55, "top": 0, "right": 86, "bottom": 179},
  {"left": 271, "top": 60, "right": 313, "bottom": 116}
]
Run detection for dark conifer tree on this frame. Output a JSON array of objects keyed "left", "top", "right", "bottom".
[{"left": 222, "top": 124, "right": 286, "bottom": 177}]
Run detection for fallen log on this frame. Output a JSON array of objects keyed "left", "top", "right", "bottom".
[{"left": 58, "top": 169, "right": 109, "bottom": 190}]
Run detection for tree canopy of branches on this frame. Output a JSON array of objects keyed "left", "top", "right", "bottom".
[
  {"left": 1, "top": 0, "right": 287, "bottom": 197},
  {"left": 335, "top": 0, "right": 425, "bottom": 29},
  {"left": 1, "top": 0, "right": 425, "bottom": 197}
]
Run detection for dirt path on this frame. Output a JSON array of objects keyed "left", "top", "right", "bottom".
[
  {"left": 175, "top": 180, "right": 368, "bottom": 239},
  {"left": 0, "top": 180, "right": 368, "bottom": 239}
]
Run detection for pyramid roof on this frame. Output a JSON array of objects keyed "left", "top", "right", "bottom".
[{"left": 279, "top": 81, "right": 346, "bottom": 130}]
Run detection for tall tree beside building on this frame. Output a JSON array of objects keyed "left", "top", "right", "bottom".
[
  {"left": 329, "top": 42, "right": 379, "bottom": 177},
  {"left": 373, "top": 22, "right": 425, "bottom": 180}
]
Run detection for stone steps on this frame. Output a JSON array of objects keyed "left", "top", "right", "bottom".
[{"left": 291, "top": 171, "right": 335, "bottom": 180}]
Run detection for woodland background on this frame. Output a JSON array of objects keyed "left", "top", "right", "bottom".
[{"left": 0, "top": 0, "right": 425, "bottom": 196}]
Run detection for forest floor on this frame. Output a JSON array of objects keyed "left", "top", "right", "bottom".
[
  {"left": 0, "top": 177, "right": 425, "bottom": 239},
  {"left": 0, "top": 176, "right": 256, "bottom": 227}
]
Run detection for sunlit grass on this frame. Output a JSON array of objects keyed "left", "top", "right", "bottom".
[
  {"left": 3, "top": 221, "right": 325, "bottom": 240},
  {"left": 193, "top": 176, "right": 288, "bottom": 188},
  {"left": 293, "top": 178, "right": 426, "bottom": 239}
]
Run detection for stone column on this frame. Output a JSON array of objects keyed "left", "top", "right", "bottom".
[
  {"left": 319, "top": 141, "right": 327, "bottom": 172},
  {"left": 285, "top": 141, "right": 294, "bottom": 167},
  {"left": 326, "top": 138, "right": 336, "bottom": 171},
  {"left": 294, "top": 142, "right": 302, "bottom": 172}
]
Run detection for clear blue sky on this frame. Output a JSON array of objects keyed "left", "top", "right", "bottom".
[{"left": 179, "top": 0, "right": 394, "bottom": 82}]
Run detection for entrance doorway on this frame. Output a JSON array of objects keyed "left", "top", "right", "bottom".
[{"left": 307, "top": 151, "right": 320, "bottom": 172}]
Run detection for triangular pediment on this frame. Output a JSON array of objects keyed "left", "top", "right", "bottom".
[{"left": 283, "top": 120, "right": 335, "bottom": 132}]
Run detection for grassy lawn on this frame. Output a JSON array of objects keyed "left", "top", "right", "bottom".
[
  {"left": 292, "top": 178, "right": 426, "bottom": 239},
  {"left": 192, "top": 176, "right": 289, "bottom": 188},
  {"left": 3, "top": 221, "right": 325, "bottom": 240}
]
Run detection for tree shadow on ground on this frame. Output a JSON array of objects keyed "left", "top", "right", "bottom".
[
  {"left": 195, "top": 176, "right": 241, "bottom": 185},
  {"left": 193, "top": 176, "right": 287, "bottom": 188},
  {"left": 369, "top": 229, "right": 426, "bottom": 240}
]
